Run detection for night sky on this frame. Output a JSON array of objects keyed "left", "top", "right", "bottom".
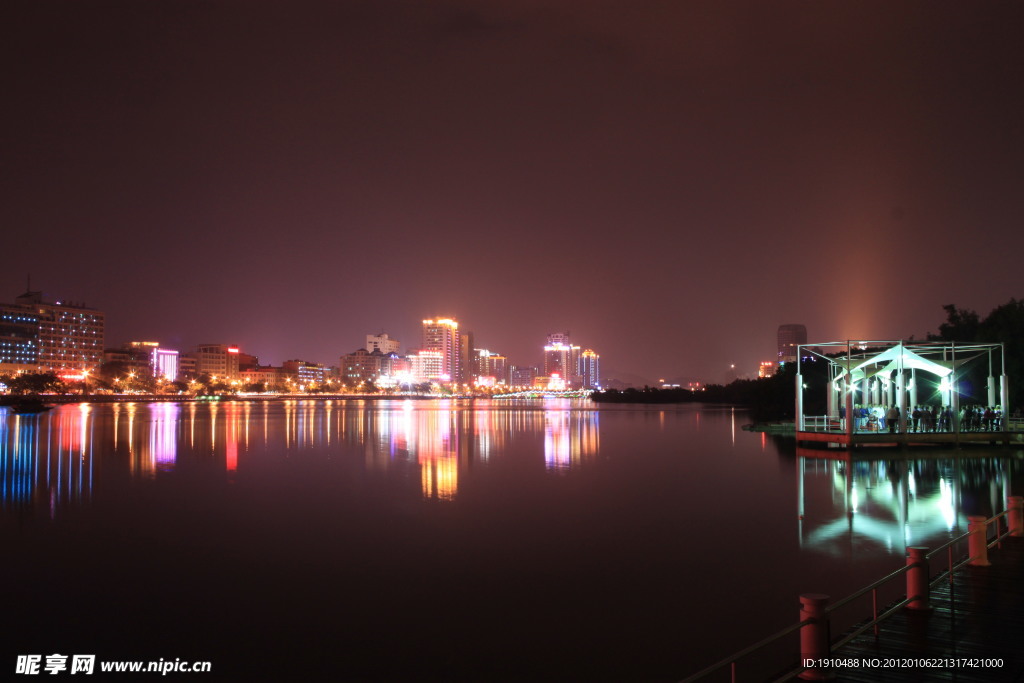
[{"left": 5, "top": 1, "right": 1023, "bottom": 384}]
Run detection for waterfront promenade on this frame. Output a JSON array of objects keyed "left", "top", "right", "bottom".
[{"left": 809, "top": 538, "right": 1024, "bottom": 682}]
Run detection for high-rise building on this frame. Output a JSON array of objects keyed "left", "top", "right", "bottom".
[
  {"left": 11, "top": 290, "right": 104, "bottom": 375},
  {"left": 422, "top": 318, "right": 460, "bottom": 382},
  {"left": 366, "top": 333, "right": 400, "bottom": 355},
  {"left": 544, "top": 332, "right": 581, "bottom": 386},
  {"left": 777, "top": 324, "right": 807, "bottom": 365},
  {"left": 580, "top": 349, "right": 600, "bottom": 389},
  {"left": 459, "top": 331, "right": 474, "bottom": 385},
  {"left": 0, "top": 304, "right": 39, "bottom": 371},
  {"left": 475, "top": 349, "right": 508, "bottom": 385}
]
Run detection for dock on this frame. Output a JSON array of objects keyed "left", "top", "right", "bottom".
[
  {"left": 796, "top": 428, "right": 1024, "bottom": 448},
  {"left": 829, "top": 537, "right": 1024, "bottom": 682}
]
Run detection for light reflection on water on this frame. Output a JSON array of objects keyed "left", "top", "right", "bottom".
[
  {"left": 1, "top": 399, "right": 603, "bottom": 511},
  {"left": 796, "top": 451, "right": 1017, "bottom": 558},
  {"left": 0, "top": 405, "right": 95, "bottom": 515},
  {"left": 2, "top": 400, "right": 1023, "bottom": 679}
]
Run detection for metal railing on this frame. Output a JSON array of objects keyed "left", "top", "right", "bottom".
[{"left": 681, "top": 498, "right": 1023, "bottom": 683}]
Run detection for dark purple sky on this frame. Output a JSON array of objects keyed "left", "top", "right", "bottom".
[{"left": 5, "top": 1, "right": 1023, "bottom": 384}]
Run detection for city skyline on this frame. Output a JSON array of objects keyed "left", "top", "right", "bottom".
[
  {"left": 2, "top": 286, "right": 609, "bottom": 388},
  {"left": 4, "top": 2, "right": 1023, "bottom": 385}
]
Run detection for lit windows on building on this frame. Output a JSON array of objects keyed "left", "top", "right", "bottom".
[
  {"left": 9, "top": 290, "right": 104, "bottom": 373},
  {"left": 194, "top": 344, "right": 241, "bottom": 380},
  {"left": 366, "top": 333, "right": 400, "bottom": 355},
  {"left": 580, "top": 349, "right": 600, "bottom": 389},
  {"left": 422, "top": 318, "right": 460, "bottom": 384},
  {"left": 0, "top": 306, "right": 39, "bottom": 368}
]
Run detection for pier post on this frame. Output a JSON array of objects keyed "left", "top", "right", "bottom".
[
  {"left": 967, "top": 516, "right": 991, "bottom": 567},
  {"left": 798, "top": 594, "right": 832, "bottom": 680},
  {"left": 1008, "top": 496, "right": 1024, "bottom": 537},
  {"left": 905, "top": 547, "right": 930, "bottom": 610}
]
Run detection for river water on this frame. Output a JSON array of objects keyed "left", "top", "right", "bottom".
[{"left": 2, "top": 400, "right": 1021, "bottom": 680}]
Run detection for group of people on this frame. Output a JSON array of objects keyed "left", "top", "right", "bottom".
[{"left": 844, "top": 404, "right": 1005, "bottom": 433}]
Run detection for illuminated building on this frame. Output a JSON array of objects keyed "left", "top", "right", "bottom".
[
  {"left": 759, "top": 361, "right": 777, "bottom": 378},
  {"left": 510, "top": 365, "right": 538, "bottom": 387},
  {"left": 580, "top": 349, "right": 600, "bottom": 389},
  {"left": 544, "top": 332, "right": 581, "bottom": 387},
  {"left": 366, "top": 333, "right": 400, "bottom": 355},
  {"left": 11, "top": 290, "right": 105, "bottom": 374},
  {"left": 422, "top": 317, "right": 460, "bottom": 382},
  {"left": 240, "top": 365, "right": 286, "bottom": 389},
  {"left": 194, "top": 344, "right": 241, "bottom": 380},
  {"left": 105, "top": 342, "right": 179, "bottom": 381},
  {"left": 410, "top": 350, "right": 444, "bottom": 382},
  {"left": 283, "top": 359, "right": 327, "bottom": 386},
  {"left": 0, "top": 304, "right": 39, "bottom": 372},
  {"left": 475, "top": 349, "right": 508, "bottom": 385},
  {"left": 777, "top": 324, "right": 807, "bottom": 365},
  {"left": 340, "top": 348, "right": 381, "bottom": 383}
]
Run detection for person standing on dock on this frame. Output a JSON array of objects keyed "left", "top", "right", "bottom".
[{"left": 886, "top": 405, "right": 899, "bottom": 433}]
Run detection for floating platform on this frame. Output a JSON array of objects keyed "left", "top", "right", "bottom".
[{"left": 796, "top": 429, "right": 1024, "bottom": 449}]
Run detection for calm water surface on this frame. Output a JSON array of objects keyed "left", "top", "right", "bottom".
[{"left": 3, "top": 400, "right": 1022, "bottom": 680}]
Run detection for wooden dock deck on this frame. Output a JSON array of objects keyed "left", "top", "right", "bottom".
[
  {"left": 796, "top": 430, "right": 1024, "bottom": 449},
  {"left": 827, "top": 537, "right": 1024, "bottom": 682}
]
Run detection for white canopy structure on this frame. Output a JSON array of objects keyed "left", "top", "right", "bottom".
[{"left": 795, "top": 340, "right": 1009, "bottom": 438}]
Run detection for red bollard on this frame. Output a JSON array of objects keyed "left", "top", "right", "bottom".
[
  {"left": 1008, "top": 496, "right": 1024, "bottom": 537},
  {"left": 968, "top": 516, "right": 991, "bottom": 567},
  {"left": 799, "top": 594, "right": 832, "bottom": 680},
  {"left": 905, "top": 547, "right": 930, "bottom": 610}
]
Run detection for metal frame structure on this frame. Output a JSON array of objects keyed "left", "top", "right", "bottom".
[{"left": 795, "top": 340, "right": 1009, "bottom": 440}]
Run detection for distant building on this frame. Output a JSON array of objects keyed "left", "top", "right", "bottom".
[
  {"left": 509, "top": 365, "right": 538, "bottom": 388},
  {"left": 777, "top": 324, "right": 807, "bottom": 365},
  {"left": 422, "top": 318, "right": 460, "bottom": 382},
  {"left": 459, "top": 331, "right": 474, "bottom": 385},
  {"left": 105, "top": 341, "right": 179, "bottom": 381},
  {"left": 283, "top": 359, "right": 326, "bottom": 387},
  {"left": 544, "top": 332, "right": 581, "bottom": 387},
  {"left": 0, "top": 303, "right": 39, "bottom": 372},
  {"left": 366, "top": 333, "right": 400, "bottom": 355},
  {"left": 236, "top": 352, "right": 260, "bottom": 372},
  {"left": 759, "top": 361, "right": 777, "bottom": 378},
  {"left": 340, "top": 348, "right": 382, "bottom": 384},
  {"left": 194, "top": 344, "right": 241, "bottom": 380},
  {"left": 10, "top": 290, "right": 104, "bottom": 375},
  {"left": 177, "top": 353, "right": 198, "bottom": 380},
  {"left": 580, "top": 349, "right": 600, "bottom": 389},
  {"left": 240, "top": 365, "right": 286, "bottom": 390},
  {"left": 410, "top": 350, "right": 445, "bottom": 383},
  {"left": 475, "top": 349, "right": 508, "bottom": 385}
]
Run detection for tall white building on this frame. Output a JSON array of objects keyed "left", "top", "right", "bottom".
[
  {"left": 422, "top": 318, "right": 460, "bottom": 382},
  {"left": 366, "top": 333, "right": 400, "bottom": 355}
]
